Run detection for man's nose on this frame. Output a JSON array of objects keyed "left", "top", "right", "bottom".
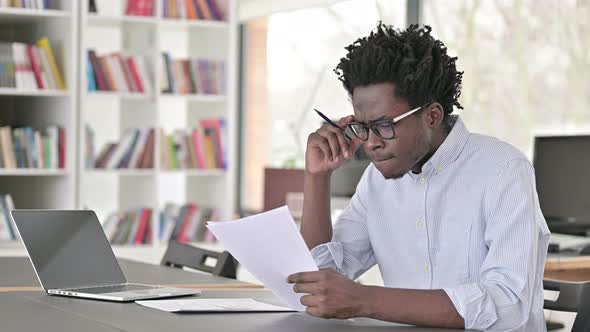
[{"left": 365, "top": 129, "right": 384, "bottom": 151}]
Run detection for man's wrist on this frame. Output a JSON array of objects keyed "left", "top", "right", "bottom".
[
  {"left": 304, "top": 170, "right": 333, "bottom": 187},
  {"left": 305, "top": 169, "right": 332, "bottom": 178},
  {"left": 356, "top": 284, "right": 377, "bottom": 318}
]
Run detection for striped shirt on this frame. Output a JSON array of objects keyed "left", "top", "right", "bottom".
[{"left": 310, "top": 116, "right": 550, "bottom": 331}]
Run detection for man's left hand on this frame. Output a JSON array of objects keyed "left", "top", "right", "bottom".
[{"left": 287, "top": 269, "right": 371, "bottom": 319}]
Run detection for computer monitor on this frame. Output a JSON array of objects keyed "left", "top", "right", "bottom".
[{"left": 533, "top": 135, "right": 590, "bottom": 235}]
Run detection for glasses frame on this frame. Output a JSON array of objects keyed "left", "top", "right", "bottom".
[{"left": 347, "top": 103, "right": 431, "bottom": 141}]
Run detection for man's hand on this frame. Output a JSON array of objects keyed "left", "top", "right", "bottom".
[
  {"left": 306, "top": 115, "right": 363, "bottom": 175},
  {"left": 287, "top": 269, "right": 371, "bottom": 319}
]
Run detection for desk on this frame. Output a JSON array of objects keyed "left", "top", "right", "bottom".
[
  {"left": 545, "top": 255, "right": 590, "bottom": 281},
  {"left": 0, "top": 290, "right": 469, "bottom": 332},
  {"left": 0, "top": 256, "right": 261, "bottom": 291},
  {"left": 0, "top": 256, "right": 469, "bottom": 331}
]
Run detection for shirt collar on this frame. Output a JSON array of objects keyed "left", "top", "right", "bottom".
[
  {"left": 423, "top": 115, "right": 470, "bottom": 175},
  {"left": 406, "top": 115, "right": 470, "bottom": 180}
]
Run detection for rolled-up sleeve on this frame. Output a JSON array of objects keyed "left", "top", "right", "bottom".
[
  {"left": 310, "top": 167, "right": 376, "bottom": 280},
  {"left": 443, "top": 159, "right": 549, "bottom": 331}
]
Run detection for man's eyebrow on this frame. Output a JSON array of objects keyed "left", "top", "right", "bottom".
[{"left": 357, "top": 116, "right": 389, "bottom": 124}]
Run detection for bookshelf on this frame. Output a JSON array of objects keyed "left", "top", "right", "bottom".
[
  {"left": 0, "top": 7, "right": 71, "bottom": 22},
  {"left": 0, "top": 1, "right": 77, "bottom": 210},
  {"left": 79, "top": 0, "right": 238, "bottom": 256}
]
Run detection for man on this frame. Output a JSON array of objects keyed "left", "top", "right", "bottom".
[{"left": 287, "top": 23, "right": 550, "bottom": 331}]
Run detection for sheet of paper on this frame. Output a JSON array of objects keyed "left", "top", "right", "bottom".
[
  {"left": 206, "top": 206, "right": 318, "bottom": 311},
  {"left": 136, "top": 298, "right": 294, "bottom": 313}
]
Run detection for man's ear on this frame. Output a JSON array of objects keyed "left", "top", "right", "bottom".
[{"left": 424, "top": 102, "right": 445, "bottom": 129}]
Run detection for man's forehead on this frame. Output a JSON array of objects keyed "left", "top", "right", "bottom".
[{"left": 352, "top": 85, "right": 409, "bottom": 122}]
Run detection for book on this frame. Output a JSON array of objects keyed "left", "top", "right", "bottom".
[
  {"left": 191, "top": 129, "right": 206, "bottom": 168},
  {"left": 87, "top": 56, "right": 96, "bottom": 91},
  {"left": 0, "top": 197, "right": 12, "bottom": 240},
  {"left": 36, "top": 37, "right": 65, "bottom": 90},
  {"left": 137, "top": 129, "right": 155, "bottom": 168},
  {"left": 89, "top": 0, "right": 97, "bottom": 13},
  {"left": 205, "top": 0, "right": 223, "bottom": 20},
  {"left": 58, "top": 127, "right": 65, "bottom": 169},
  {"left": 26, "top": 45, "right": 44, "bottom": 89},
  {"left": 126, "top": 0, "right": 154, "bottom": 16},
  {"left": 200, "top": 118, "right": 226, "bottom": 168},
  {"left": 0, "top": 195, "right": 16, "bottom": 240},
  {"left": 12, "top": 43, "right": 35, "bottom": 90},
  {"left": 36, "top": 43, "right": 56, "bottom": 89},
  {"left": 88, "top": 50, "right": 107, "bottom": 91},
  {"left": 125, "top": 57, "right": 144, "bottom": 93},
  {"left": 195, "top": 0, "right": 212, "bottom": 20},
  {"left": 99, "top": 56, "right": 116, "bottom": 90}
]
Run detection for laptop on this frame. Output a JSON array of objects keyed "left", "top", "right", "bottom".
[{"left": 11, "top": 209, "right": 199, "bottom": 302}]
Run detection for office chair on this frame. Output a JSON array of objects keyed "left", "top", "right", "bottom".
[
  {"left": 544, "top": 279, "right": 590, "bottom": 331},
  {"left": 161, "top": 241, "right": 237, "bottom": 279}
]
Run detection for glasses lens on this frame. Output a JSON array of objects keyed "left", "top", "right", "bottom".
[
  {"left": 372, "top": 122, "right": 396, "bottom": 139},
  {"left": 349, "top": 123, "right": 369, "bottom": 140}
]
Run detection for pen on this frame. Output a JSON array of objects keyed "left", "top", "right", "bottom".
[{"left": 314, "top": 108, "right": 352, "bottom": 140}]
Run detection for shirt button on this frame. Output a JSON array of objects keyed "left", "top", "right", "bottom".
[
  {"left": 419, "top": 178, "right": 426, "bottom": 184},
  {"left": 424, "top": 264, "right": 429, "bottom": 271},
  {"left": 417, "top": 220, "right": 425, "bottom": 228}
]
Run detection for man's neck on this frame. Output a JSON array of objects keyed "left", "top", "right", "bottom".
[{"left": 411, "top": 129, "right": 450, "bottom": 175}]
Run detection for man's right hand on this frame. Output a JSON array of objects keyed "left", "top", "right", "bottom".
[{"left": 305, "top": 115, "right": 363, "bottom": 175}]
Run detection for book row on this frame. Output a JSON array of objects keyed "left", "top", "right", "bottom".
[
  {"left": 102, "top": 202, "right": 219, "bottom": 245},
  {"left": 160, "top": 54, "right": 225, "bottom": 95},
  {"left": 87, "top": 118, "right": 226, "bottom": 170},
  {"left": 0, "top": 126, "right": 65, "bottom": 169},
  {"left": 0, "top": 38, "right": 66, "bottom": 90},
  {"left": 87, "top": 50, "right": 153, "bottom": 94}
]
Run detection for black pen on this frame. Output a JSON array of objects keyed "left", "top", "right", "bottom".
[{"left": 314, "top": 108, "right": 352, "bottom": 140}]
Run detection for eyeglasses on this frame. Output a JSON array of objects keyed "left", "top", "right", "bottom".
[{"left": 347, "top": 103, "right": 431, "bottom": 141}]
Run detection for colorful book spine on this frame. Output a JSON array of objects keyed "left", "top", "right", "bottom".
[{"left": 36, "top": 37, "right": 65, "bottom": 90}]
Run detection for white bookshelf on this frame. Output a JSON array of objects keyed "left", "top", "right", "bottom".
[
  {"left": 0, "top": 7, "right": 71, "bottom": 22},
  {"left": 78, "top": 0, "right": 238, "bottom": 258},
  {"left": 0, "top": 169, "right": 69, "bottom": 176},
  {"left": 0, "top": 88, "right": 71, "bottom": 96},
  {"left": 0, "top": 1, "right": 78, "bottom": 210},
  {"left": 86, "top": 91, "right": 153, "bottom": 100}
]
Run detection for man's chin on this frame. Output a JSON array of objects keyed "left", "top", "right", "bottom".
[
  {"left": 373, "top": 162, "right": 407, "bottom": 180},
  {"left": 382, "top": 172, "right": 406, "bottom": 180}
]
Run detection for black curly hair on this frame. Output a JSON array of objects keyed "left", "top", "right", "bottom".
[{"left": 334, "top": 23, "right": 463, "bottom": 122}]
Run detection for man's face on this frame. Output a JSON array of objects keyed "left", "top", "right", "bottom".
[{"left": 352, "top": 82, "right": 431, "bottom": 179}]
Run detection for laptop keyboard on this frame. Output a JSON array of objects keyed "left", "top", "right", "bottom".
[{"left": 66, "top": 284, "right": 159, "bottom": 294}]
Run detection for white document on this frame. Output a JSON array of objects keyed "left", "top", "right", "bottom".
[
  {"left": 136, "top": 298, "right": 293, "bottom": 313},
  {"left": 206, "top": 206, "right": 318, "bottom": 311}
]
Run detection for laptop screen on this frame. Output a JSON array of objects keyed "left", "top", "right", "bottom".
[{"left": 11, "top": 210, "right": 126, "bottom": 290}]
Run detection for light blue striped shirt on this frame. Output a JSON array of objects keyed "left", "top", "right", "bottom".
[{"left": 310, "top": 116, "right": 550, "bottom": 331}]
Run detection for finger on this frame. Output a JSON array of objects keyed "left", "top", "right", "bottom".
[
  {"left": 310, "top": 132, "right": 333, "bottom": 161},
  {"left": 328, "top": 126, "right": 350, "bottom": 158},
  {"left": 293, "top": 282, "right": 322, "bottom": 295},
  {"left": 323, "top": 123, "right": 351, "bottom": 157},
  {"left": 335, "top": 115, "right": 355, "bottom": 127},
  {"left": 306, "top": 306, "right": 328, "bottom": 318},
  {"left": 300, "top": 294, "right": 324, "bottom": 307},
  {"left": 318, "top": 130, "right": 341, "bottom": 159},
  {"left": 288, "top": 271, "right": 323, "bottom": 283}
]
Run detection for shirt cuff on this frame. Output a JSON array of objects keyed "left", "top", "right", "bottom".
[
  {"left": 443, "top": 283, "right": 498, "bottom": 330},
  {"left": 310, "top": 241, "right": 344, "bottom": 271}
]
